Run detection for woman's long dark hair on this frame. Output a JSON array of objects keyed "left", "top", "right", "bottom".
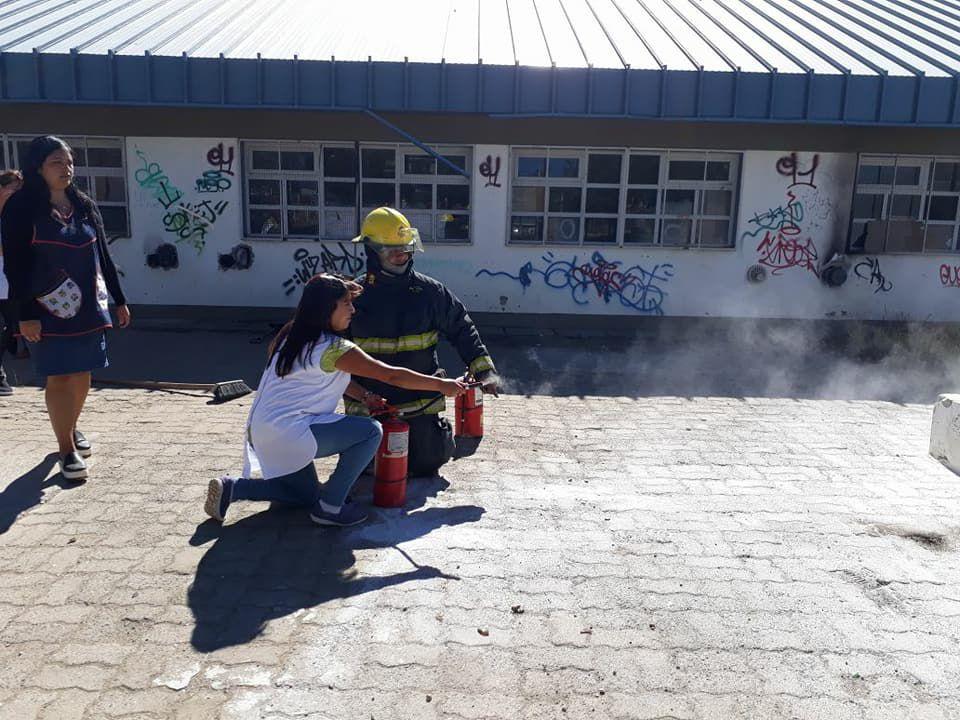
[
  {"left": 18, "top": 135, "right": 95, "bottom": 221},
  {"left": 268, "top": 273, "right": 362, "bottom": 378}
]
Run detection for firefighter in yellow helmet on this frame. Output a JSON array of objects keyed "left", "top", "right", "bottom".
[{"left": 347, "top": 207, "right": 498, "bottom": 477}]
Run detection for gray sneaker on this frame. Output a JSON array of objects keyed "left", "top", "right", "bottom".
[{"left": 0, "top": 378, "right": 12, "bottom": 396}]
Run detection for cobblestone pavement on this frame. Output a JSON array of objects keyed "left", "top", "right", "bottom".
[{"left": 2, "top": 369, "right": 960, "bottom": 717}]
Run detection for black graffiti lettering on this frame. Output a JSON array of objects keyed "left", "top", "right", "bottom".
[
  {"left": 196, "top": 170, "right": 232, "bottom": 193},
  {"left": 479, "top": 155, "right": 502, "bottom": 188},
  {"left": 854, "top": 257, "right": 893, "bottom": 293},
  {"left": 206, "top": 143, "right": 235, "bottom": 175},
  {"left": 776, "top": 152, "right": 819, "bottom": 189},
  {"left": 183, "top": 199, "right": 228, "bottom": 224},
  {"left": 319, "top": 243, "right": 364, "bottom": 276},
  {"left": 282, "top": 244, "right": 363, "bottom": 295},
  {"left": 157, "top": 181, "right": 184, "bottom": 210}
]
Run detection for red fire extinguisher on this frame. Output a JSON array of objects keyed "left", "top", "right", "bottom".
[
  {"left": 455, "top": 382, "right": 484, "bottom": 438},
  {"left": 373, "top": 409, "right": 409, "bottom": 508}
]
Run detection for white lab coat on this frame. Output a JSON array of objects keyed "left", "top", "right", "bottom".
[{"left": 241, "top": 334, "right": 356, "bottom": 479}]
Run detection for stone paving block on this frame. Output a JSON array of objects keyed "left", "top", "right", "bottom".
[
  {"left": 50, "top": 644, "right": 130, "bottom": 668},
  {"left": 0, "top": 643, "right": 53, "bottom": 691},
  {"left": 36, "top": 689, "right": 96, "bottom": 720},
  {"left": 0, "top": 689, "right": 51, "bottom": 720},
  {"left": 35, "top": 664, "right": 116, "bottom": 692},
  {"left": 1, "top": 621, "right": 79, "bottom": 645},
  {"left": 168, "top": 692, "right": 229, "bottom": 720},
  {"left": 16, "top": 605, "right": 93, "bottom": 626},
  {"left": 88, "top": 688, "right": 179, "bottom": 716}
]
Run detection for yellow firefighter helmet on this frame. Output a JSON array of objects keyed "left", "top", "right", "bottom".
[{"left": 352, "top": 207, "right": 423, "bottom": 253}]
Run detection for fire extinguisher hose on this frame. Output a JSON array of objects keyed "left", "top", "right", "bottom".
[
  {"left": 370, "top": 394, "right": 445, "bottom": 420},
  {"left": 371, "top": 380, "right": 484, "bottom": 421},
  {"left": 404, "top": 382, "right": 482, "bottom": 419}
]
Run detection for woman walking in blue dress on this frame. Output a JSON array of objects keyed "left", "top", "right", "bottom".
[{"left": 1, "top": 136, "right": 130, "bottom": 481}]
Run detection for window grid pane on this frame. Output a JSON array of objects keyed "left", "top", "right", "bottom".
[
  {"left": 850, "top": 155, "right": 960, "bottom": 253},
  {"left": 510, "top": 148, "right": 739, "bottom": 248},
  {"left": 245, "top": 143, "right": 470, "bottom": 243},
  {"left": 400, "top": 149, "right": 471, "bottom": 243}
]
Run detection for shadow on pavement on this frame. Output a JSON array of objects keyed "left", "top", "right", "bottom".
[
  {"left": 0, "top": 453, "right": 76, "bottom": 534},
  {"left": 187, "top": 475, "right": 483, "bottom": 652}
]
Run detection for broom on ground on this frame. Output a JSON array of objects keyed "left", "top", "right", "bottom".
[{"left": 95, "top": 378, "right": 253, "bottom": 403}]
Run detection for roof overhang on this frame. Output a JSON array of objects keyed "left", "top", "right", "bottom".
[{"left": 1, "top": 52, "right": 956, "bottom": 127}]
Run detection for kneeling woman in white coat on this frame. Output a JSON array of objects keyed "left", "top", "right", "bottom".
[{"left": 205, "top": 273, "right": 468, "bottom": 527}]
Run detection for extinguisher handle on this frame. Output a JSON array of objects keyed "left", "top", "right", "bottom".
[
  {"left": 370, "top": 403, "right": 399, "bottom": 418},
  {"left": 372, "top": 394, "right": 450, "bottom": 421}
]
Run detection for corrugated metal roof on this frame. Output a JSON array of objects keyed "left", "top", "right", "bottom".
[
  {"left": 1, "top": 0, "right": 959, "bottom": 125},
  {"left": 4, "top": 0, "right": 960, "bottom": 74}
]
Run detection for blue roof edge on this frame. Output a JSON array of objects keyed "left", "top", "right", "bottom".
[{"left": 0, "top": 51, "right": 956, "bottom": 127}]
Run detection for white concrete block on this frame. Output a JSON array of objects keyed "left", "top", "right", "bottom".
[{"left": 929, "top": 394, "right": 960, "bottom": 474}]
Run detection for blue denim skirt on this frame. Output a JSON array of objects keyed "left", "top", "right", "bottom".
[{"left": 31, "top": 331, "right": 109, "bottom": 377}]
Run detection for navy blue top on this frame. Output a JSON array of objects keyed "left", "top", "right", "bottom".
[{"left": 0, "top": 191, "right": 125, "bottom": 332}]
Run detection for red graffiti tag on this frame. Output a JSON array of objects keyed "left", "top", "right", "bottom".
[
  {"left": 574, "top": 258, "right": 640, "bottom": 298},
  {"left": 756, "top": 234, "right": 819, "bottom": 276},
  {"left": 940, "top": 264, "right": 960, "bottom": 287}
]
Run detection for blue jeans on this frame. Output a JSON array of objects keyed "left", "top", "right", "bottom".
[{"left": 233, "top": 416, "right": 382, "bottom": 513}]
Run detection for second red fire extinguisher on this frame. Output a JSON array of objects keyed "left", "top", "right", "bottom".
[
  {"left": 373, "top": 413, "right": 409, "bottom": 508},
  {"left": 455, "top": 382, "right": 484, "bottom": 438}
]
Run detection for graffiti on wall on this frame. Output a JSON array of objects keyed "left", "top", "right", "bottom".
[
  {"left": 742, "top": 153, "right": 825, "bottom": 278},
  {"left": 196, "top": 143, "right": 234, "bottom": 193},
  {"left": 163, "top": 200, "right": 228, "bottom": 242},
  {"left": 940, "top": 264, "right": 960, "bottom": 288},
  {"left": 743, "top": 191, "right": 819, "bottom": 276},
  {"left": 476, "top": 251, "right": 675, "bottom": 315},
  {"left": 776, "top": 152, "right": 819, "bottom": 189},
  {"left": 479, "top": 155, "right": 502, "bottom": 188},
  {"left": 282, "top": 244, "right": 364, "bottom": 295},
  {"left": 854, "top": 257, "right": 893, "bottom": 293},
  {"left": 135, "top": 145, "right": 234, "bottom": 253}
]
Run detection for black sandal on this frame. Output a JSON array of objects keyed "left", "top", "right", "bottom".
[
  {"left": 59, "top": 452, "right": 88, "bottom": 482},
  {"left": 73, "top": 430, "right": 92, "bottom": 459}
]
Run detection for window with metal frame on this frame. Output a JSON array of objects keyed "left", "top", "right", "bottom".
[
  {"left": 3, "top": 135, "right": 129, "bottom": 237},
  {"left": 243, "top": 142, "right": 472, "bottom": 243},
  {"left": 508, "top": 148, "right": 739, "bottom": 248},
  {"left": 849, "top": 155, "right": 960, "bottom": 254}
]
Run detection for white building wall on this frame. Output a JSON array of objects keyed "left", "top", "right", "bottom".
[{"left": 111, "top": 137, "right": 960, "bottom": 322}]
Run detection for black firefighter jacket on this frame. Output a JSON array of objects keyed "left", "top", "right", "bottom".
[{"left": 345, "top": 250, "right": 495, "bottom": 416}]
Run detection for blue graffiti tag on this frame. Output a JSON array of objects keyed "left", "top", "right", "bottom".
[{"left": 477, "top": 252, "right": 674, "bottom": 315}]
